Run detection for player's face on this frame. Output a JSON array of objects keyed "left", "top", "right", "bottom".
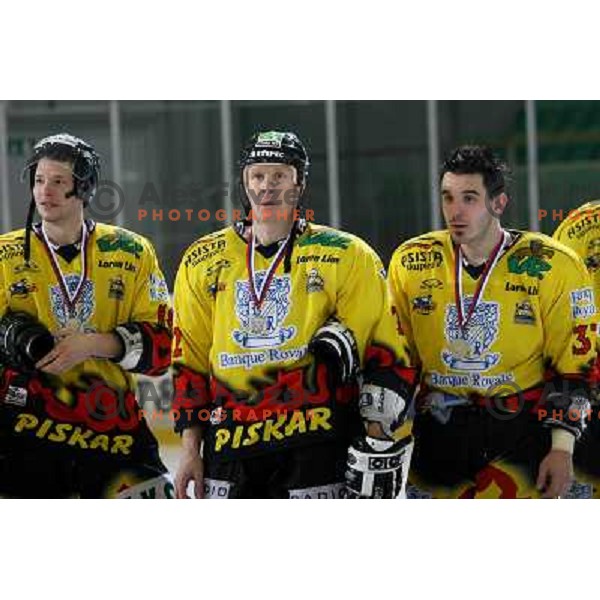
[
  {"left": 441, "top": 172, "right": 497, "bottom": 246},
  {"left": 244, "top": 163, "right": 300, "bottom": 222},
  {"left": 33, "top": 158, "right": 81, "bottom": 223}
]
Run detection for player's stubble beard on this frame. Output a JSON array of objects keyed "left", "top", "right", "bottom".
[
  {"left": 452, "top": 212, "right": 503, "bottom": 265},
  {"left": 39, "top": 201, "right": 85, "bottom": 246}
]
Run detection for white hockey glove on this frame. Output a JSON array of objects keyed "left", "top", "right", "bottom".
[
  {"left": 345, "top": 435, "right": 413, "bottom": 499},
  {"left": 359, "top": 383, "right": 408, "bottom": 438}
]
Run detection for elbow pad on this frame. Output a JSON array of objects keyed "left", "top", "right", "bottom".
[{"left": 113, "top": 322, "right": 171, "bottom": 375}]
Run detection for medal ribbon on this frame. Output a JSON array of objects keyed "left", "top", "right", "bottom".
[
  {"left": 246, "top": 229, "right": 292, "bottom": 309},
  {"left": 454, "top": 230, "right": 508, "bottom": 334},
  {"left": 39, "top": 222, "right": 89, "bottom": 318}
]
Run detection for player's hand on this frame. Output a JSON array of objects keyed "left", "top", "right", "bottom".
[
  {"left": 536, "top": 449, "right": 573, "bottom": 498},
  {"left": 175, "top": 450, "right": 204, "bottom": 499},
  {"left": 36, "top": 329, "right": 95, "bottom": 374}
]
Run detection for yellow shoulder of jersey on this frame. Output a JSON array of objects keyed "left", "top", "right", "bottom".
[
  {"left": 553, "top": 201, "right": 600, "bottom": 244},
  {"left": 304, "top": 222, "right": 372, "bottom": 249},
  {"left": 93, "top": 222, "right": 156, "bottom": 254},
  {"left": 390, "top": 229, "right": 449, "bottom": 262},
  {"left": 301, "top": 222, "right": 385, "bottom": 269},
  {"left": 178, "top": 226, "right": 233, "bottom": 273},
  {"left": 0, "top": 228, "right": 26, "bottom": 246},
  {"left": 178, "top": 222, "right": 385, "bottom": 273},
  {"left": 515, "top": 229, "right": 588, "bottom": 275}
]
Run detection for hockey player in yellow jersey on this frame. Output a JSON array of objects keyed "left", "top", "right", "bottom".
[
  {"left": 388, "top": 145, "right": 596, "bottom": 499},
  {"left": 553, "top": 200, "right": 600, "bottom": 498},
  {"left": 0, "top": 133, "right": 173, "bottom": 498},
  {"left": 172, "top": 130, "right": 416, "bottom": 498}
]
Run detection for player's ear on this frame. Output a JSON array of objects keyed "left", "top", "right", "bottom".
[{"left": 489, "top": 192, "right": 509, "bottom": 217}]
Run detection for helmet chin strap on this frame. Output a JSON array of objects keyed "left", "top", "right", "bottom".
[
  {"left": 23, "top": 197, "right": 37, "bottom": 267},
  {"left": 23, "top": 186, "right": 80, "bottom": 266}
]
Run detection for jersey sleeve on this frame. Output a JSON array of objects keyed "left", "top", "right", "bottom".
[
  {"left": 171, "top": 251, "right": 213, "bottom": 432},
  {"left": 387, "top": 246, "right": 420, "bottom": 367},
  {"left": 337, "top": 241, "right": 416, "bottom": 403},
  {"left": 129, "top": 237, "right": 172, "bottom": 324},
  {"left": 553, "top": 209, "right": 600, "bottom": 386},
  {"left": 538, "top": 249, "right": 596, "bottom": 437},
  {"left": 111, "top": 236, "right": 172, "bottom": 376},
  {"left": 334, "top": 241, "right": 389, "bottom": 362},
  {"left": 541, "top": 250, "right": 597, "bottom": 376}
]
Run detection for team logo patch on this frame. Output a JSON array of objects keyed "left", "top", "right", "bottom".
[
  {"left": 306, "top": 268, "right": 324, "bottom": 293},
  {"left": 570, "top": 287, "right": 596, "bottom": 320},
  {"left": 255, "top": 131, "right": 285, "bottom": 148},
  {"left": 412, "top": 294, "right": 435, "bottom": 315},
  {"left": 108, "top": 276, "right": 125, "bottom": 300},
  {"left": 50, "top": 274, "right": 95, "bottom": 330},
  {"left": 232, "top": 273, "right": 296, "bottom": 349},
  {"left": 149, "top": 273, "right": 169, "bottom": 302},
  {"left": 442, "top": 297, "right": 500, "bottom": 371},
  {"left": 513, "top": 300, "right": 536, "bottom": 325},
  {"left": 507, "top": 240, "right": 553, "bottom": 280},
  {"left": 9, "top": 278, "right": 37, "bottom": 297},
  {"left": 96, "top": 232, "right": 144, "bottom": 258}
]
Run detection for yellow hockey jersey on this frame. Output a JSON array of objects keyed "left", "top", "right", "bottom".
[
  {"left": 388, "top": 229, "right": 596, "bottom": 401},
  {"left": 0, "top": 220, "right": 172, "bottom": 452},
  {"left": 172, "top": 221, "right": 414, "bottom": 460},
  {"left": 553, "top": 201, "right": 600, "bottom": 301},
  {"left": 553, "top": 201, "right": 600, "bottom": 370}
]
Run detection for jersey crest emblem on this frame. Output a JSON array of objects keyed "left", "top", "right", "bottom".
[
  {"left": 50, "top": 274, "right": 95, "bottom": 330},
  {"left": 442, "top": 297, "right": 500, "bottom": 371},
  {"left": 233, "top": 272, "right": 296, "bottom": 349}
]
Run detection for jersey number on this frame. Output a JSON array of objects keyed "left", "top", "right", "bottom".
[{"left": 573, "top": 324, "right": 593, "bottom": 356}]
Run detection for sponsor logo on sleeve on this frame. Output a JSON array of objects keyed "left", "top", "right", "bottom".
[{"left": 570, "top": 287, "right": 596, "bottom": 320}]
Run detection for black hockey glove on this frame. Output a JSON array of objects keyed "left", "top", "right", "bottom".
[{"left": 308, "top": 317, "right": 359, "bottom": 388}]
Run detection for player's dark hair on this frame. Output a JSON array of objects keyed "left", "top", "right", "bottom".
[{"left": 440, "top": 145, "right": 510, "bottom": 198}]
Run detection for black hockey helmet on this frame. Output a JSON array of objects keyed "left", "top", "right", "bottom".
[
  {"left": 21, "top": 133, "right": 101, "bottom": 265},
  {"left": 22, "top": 133, "right": 101, "bottom": 205},
  {"left": 238, "top": 130, "right": 310, "bottom": 215}
]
